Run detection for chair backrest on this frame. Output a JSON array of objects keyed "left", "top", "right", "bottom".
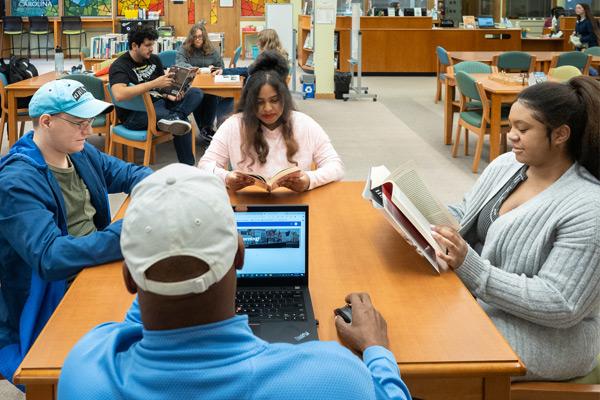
[
  {"left": 229, "top": 45, "right": 242, "bottom": 68},
  {"left": 2, "top": 16, "right": 24, "bottom": 32},
  {"left": 454, "top": 61, "right": 492, "bottom": 74},
  {"left": 158, "top": 50, "right": 177, "bottom": 68},
  {"left": 548, "top": 65, "right": 582, "bottom": 82},
  {"left": 584, "top": 46, "right": 600, "bottom": 56},
  {"left": 495, "top": 51, "right": 534, "bottom": 72},
  {"left": 61, "top": 16, "right": 82, "bottom": 31},
  {"left": 0, "top": 72, "right": 8, "bottom": 87},
  {"left": 106, "top": 84, "right": 147, "bottom": 114},
  {"left": 436, "top": 46, "right": 451, "bottom": 66},
  {"left": 455, "top": 70, "right": 482, "bottom": 102},
  {"left": 59, "top": 74, "right": 105, "bottom": 101},
  {"left": 554, "top": 51, "right": 591, "bottom": 72},
  {"left": 29, "top": 16, "right": 50, "bottom": 32}
]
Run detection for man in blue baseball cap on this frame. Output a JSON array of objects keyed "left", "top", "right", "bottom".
[{"left": 0, "top": 79, "right": 152, "bottom": 387}]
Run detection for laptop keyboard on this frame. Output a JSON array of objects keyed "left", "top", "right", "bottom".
[{"left": 236, "top": 289, "right": 306, "bottom": 322}]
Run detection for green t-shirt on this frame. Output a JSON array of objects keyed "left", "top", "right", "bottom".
[{"left": 49, "top": 157, "right": 97, "bottom": 237}]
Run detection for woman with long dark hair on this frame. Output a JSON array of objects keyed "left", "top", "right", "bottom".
[
  {"left": 575, "top": 3, "right": 600, "bottom": 48},
  {"left": 432, "top": 77, "right": 600, "bottom": 380},
  {"left": 198, "top": 51, "right": 344, "bottom": 192}
]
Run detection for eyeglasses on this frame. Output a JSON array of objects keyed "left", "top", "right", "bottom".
[
  {"left": 193, "top": 34, "right": 204, "bottom": 40},
  {"left": 54, "top": 116, "right": 95, "bottom": 130}
]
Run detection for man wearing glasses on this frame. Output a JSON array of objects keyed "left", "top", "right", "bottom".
[{"left": 0, "top": 79, "right": 152, "bottom": 386}]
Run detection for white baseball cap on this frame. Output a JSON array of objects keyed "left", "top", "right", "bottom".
[{"left": 121, "top": 164, "right": 238, "bottom": 296}]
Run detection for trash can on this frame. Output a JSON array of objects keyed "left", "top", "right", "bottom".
[
  {"left": 302, "top": 74, "right": 315, "bottom": 99},
  {"left": 334, "top": 72, "right": 352, "bottom": 100}
]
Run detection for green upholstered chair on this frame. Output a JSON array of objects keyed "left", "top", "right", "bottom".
[
  {"left": 550, "top": 51, "right": 592, "bottom": 75},
  {"left": 28, "top": 16, "right": 53, "bottom": 61},
  {"left": 583, "top": 47, "right": 600, "bottom": 56},
  {"left": 59, "top": 74, "right": 111, "bottom": 150},
  {"left": 229, "top": 45, "right": 242, "bottom": 68},
  {"left": 61, "top": 16, "right": 87, "bottom": 58},
  {"left": 1, "top": 16, "right": 27, "bottom": 58},
  {"left": 158, "top": 50, "right": 177, "bottom": 68},
  {"left": 435, "top": 46, "right": 452, "bottom": 103},
  {"left": 548, "top": 65, "right": 582, "bottom": 82},
  {"left": 493, "top": 51, "right": 536, "bottom": 73},
  {"left": 512, "top": 354, "right": 600, "bottom": 400},
  {"left": 452, "top": 71, "right": 509, "bottom": 173}
]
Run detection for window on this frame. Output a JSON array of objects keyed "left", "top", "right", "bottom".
[{"left": 506, "top": 0, "right": 551, "bottom": 18}]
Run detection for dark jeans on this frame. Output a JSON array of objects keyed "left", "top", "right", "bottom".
[
  {"left": 199, "top": 94, "right": 235, "bottom": 129},
  {"left": 123, "top": 88, "right": 204, "bottom": 165}
]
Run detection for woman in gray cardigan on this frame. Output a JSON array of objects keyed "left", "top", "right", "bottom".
[
  {"left": 432, "top": 76, "right": 600, "bottom": 381},
  {"left": 176, "top": 23, "right": 232, "bottom": 142}
]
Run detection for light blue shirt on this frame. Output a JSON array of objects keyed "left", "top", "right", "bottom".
[{"left": 58, "top": 303, "right": 411, "bottom": 400}]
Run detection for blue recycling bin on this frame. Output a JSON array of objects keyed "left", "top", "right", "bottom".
[{"left": 302, "top": 74, "right": 315, "bottom": 99}]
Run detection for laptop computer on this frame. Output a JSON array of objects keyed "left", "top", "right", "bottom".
[
  {"left": 233, "top": 204, "right": 318, "bottom": 344},
  {"left": 477, "top": 16, "right": 496, "bottom": 28}
]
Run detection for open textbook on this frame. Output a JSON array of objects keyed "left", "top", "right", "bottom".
[
  {"left": 240, "top": 166, "right": 301, "bottom": 192},
  {"left": 363, "top": 161, "right": 460, "bottom": 273},
  {"left": 164, "top": 66, "right": 198, "bottom": 97}
]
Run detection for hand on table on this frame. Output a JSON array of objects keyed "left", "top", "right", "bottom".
[
  {"left": 431, "top": 225, "right": 468, "bottom": 270},
  {"left": 225, "top": 171, "right": 255, "bottom": 191},
  {"left": 276, "top": 171, "right": 310, "bottom": 192},
  {"left": 335, "top": 292, "right": 389, "bottom": 354}
]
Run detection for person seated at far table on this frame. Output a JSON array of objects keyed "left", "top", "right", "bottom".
[
  {"left": 431, "top": 76, "right": 600, "bottom": 381},
  {"left": 176, "top": 22, "right": 234, "bottom": 142},
  {"left": 109, "top": 26, "right": 204, "bottom": 165},
  {"left": 0, "top": 79, "right": 152, "bottom": 385},
  {"left": 198, "top": 51, "right": 344, "bottom": 192},
  {"left": 257, "top": 28, "right": 289, "bottom": 62},
  {"left": 57, "top": 164, "right": 412, "bottom": 400}
]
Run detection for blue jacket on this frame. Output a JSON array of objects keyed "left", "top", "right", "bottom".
[
  {"left": 0, "top": 132, "right": 151, "bottom": 383},
  {"left": 576, "top": 18, "right": 599, "bottom": 48},
  {"left": 58, "top": 304, "right": 412, "bottom": 400}
]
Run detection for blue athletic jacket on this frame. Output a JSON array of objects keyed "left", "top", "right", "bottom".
[{"left": 0, "top": 132, "right": 151, "bottom": 383}]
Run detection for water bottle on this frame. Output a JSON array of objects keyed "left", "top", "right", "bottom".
[{"left": 54, "top": 46, "right": 64, "bottom": 73}]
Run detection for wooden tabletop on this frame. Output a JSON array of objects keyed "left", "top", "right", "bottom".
[
  {"left": 446, "top": 71, "right": 528, "bottom": 95},
  {"left": 4, "top": 71, "right": 63, "bottom": 91},
  {"left": 15, "top": 182, "right": 524, "bottom": 386}
]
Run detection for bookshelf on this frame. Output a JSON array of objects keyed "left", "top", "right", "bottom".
[{"left": 298, "top": 15, "right": 345, "bottom": 72}]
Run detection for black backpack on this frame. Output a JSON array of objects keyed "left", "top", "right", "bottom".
[{"left": 7, "top": 56, "right": 38, "bottom": 84}]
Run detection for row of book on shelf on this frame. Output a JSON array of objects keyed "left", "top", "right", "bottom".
[
  {"left": 90, "top": 34, "right": 186, "bottom": 59},
  {"left": 302, "top": 31, "right": 339, "bottom": 51}
]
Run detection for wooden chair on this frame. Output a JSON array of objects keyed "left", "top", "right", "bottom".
[
  {"left": 452, "top": 70, "right": 508, "bottom": 173},
  {"left": 59, "top": 74, "right": 111, "bottom": 150},
  {"left": 0, "top": 72, "right": 29, "bottom": 150},
  {"left": 107, "top": 84, "right": 196, "bottom": 166},
  {"left": 549, "top": 52, "right": 592, "bottom": 75},
  {"left": 493, "top": 51, "right": 536, "bottom": 73},
  {"left": 435, "top": 46, "right": 452, "bottom": 103}
]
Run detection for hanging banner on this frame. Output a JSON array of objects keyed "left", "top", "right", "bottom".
[
  {"left": 187, "top": 0, "right": 195, "bottom": 23},
  {"left": 117, "top": 0, "right": 165, "bottom": 16},
  {"left": 11, "top": 0, "right": 58, "bottom": 16},
  {"left": 210, "top": 0, "right": 218, "bottom": 24},
  {"left": 64, "top": 0, "right": 112, "bottom": 16}
]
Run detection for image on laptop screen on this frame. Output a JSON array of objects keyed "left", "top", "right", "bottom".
[
  {"left": 234, "top": 209, "right": 307, "bottom": 278},
  {"left": 477, "top": 16, "right": 495, "bottom": 28}
]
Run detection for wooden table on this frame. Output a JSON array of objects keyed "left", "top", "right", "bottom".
[
  {"left": 13, "top": 182, "right": 525, "bottom": 400},
  {"left": 443, "top": 71, "right": 525, "bottom": 161},
  {"left": 4, "top": 71, "right": 243, "bottom": 149},
  {"left": 450, "top": 50, "right": 600, "bottom": 73}
]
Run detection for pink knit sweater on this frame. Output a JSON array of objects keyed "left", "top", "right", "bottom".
[{"left": 198, "top": 111, "right": 344, "bottom": 190}]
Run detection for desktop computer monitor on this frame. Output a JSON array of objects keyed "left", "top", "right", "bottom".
[
  {"left": 477, "top": 16, "right": 495, "bottom": 28},
  {"left": 403, "top": 8, "right": 414, "bottom": 16},
  {"left": 373, "top": 7, "right": 389, "bottom": 16}
]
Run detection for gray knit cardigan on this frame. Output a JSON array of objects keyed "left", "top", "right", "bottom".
[{"left": 449, "top": 152, "right": 600, "bottom": 381}]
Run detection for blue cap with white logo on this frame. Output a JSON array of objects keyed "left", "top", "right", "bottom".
[{"left": 29, "top": 79, "right": 114, "bottom": 118}]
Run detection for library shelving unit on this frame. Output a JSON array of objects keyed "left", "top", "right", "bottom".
[{"left": 298, "top": 14, "right": 345, "bottom": 73}]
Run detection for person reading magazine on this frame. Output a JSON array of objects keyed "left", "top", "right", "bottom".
[{"left": 363, "top": 161, "right": 460, "bottom": 273}]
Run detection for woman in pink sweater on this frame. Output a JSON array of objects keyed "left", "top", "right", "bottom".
[{"left": 198, "top": 52, "right": 344, "bottom": 191}]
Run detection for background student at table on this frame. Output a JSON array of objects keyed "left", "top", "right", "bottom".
[
  {"left": 198, "top": 51, "right": 344, "bottom": 192},
  {"left": 0, "top": 80, "right": 151, "bottom": 385},
  {"left": 432, "top": 76, "right": 600, "bottom": 381},
  {"left": 575, "top": 3, "right": 600, "bottom": 49},
  {"left": 176, "top": 22, "right": 234, "bottom": 141}
]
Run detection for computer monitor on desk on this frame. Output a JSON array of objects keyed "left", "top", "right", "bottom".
[
  {"left": 403, "top": 8, "right": 414, "bottom": 16},
  {"left": 477, "top": 16, "right": 495, "bottom": 28},
  {"left": 373, "top": 7, "right": 389, "bottom": 16}
]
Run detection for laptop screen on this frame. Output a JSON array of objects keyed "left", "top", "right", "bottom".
[
  {"left": 234, "top": 206, "right": 307, "bottom": 279},
  {"left": 477, "top": 16, "right": 494, "bottom": 28}
]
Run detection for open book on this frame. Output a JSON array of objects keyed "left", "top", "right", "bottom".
[
  {"left": 164, "top": 66, "right": 198, "bottom": 97},
  {"left": 214, "top": 74, "right": 241, "bottom": 83},
  {"left": 363, "top": 162, "right": 460, "bottom": 273},
  {"left": 239, "top": 166, "right": 301, "bottom": 192}
]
